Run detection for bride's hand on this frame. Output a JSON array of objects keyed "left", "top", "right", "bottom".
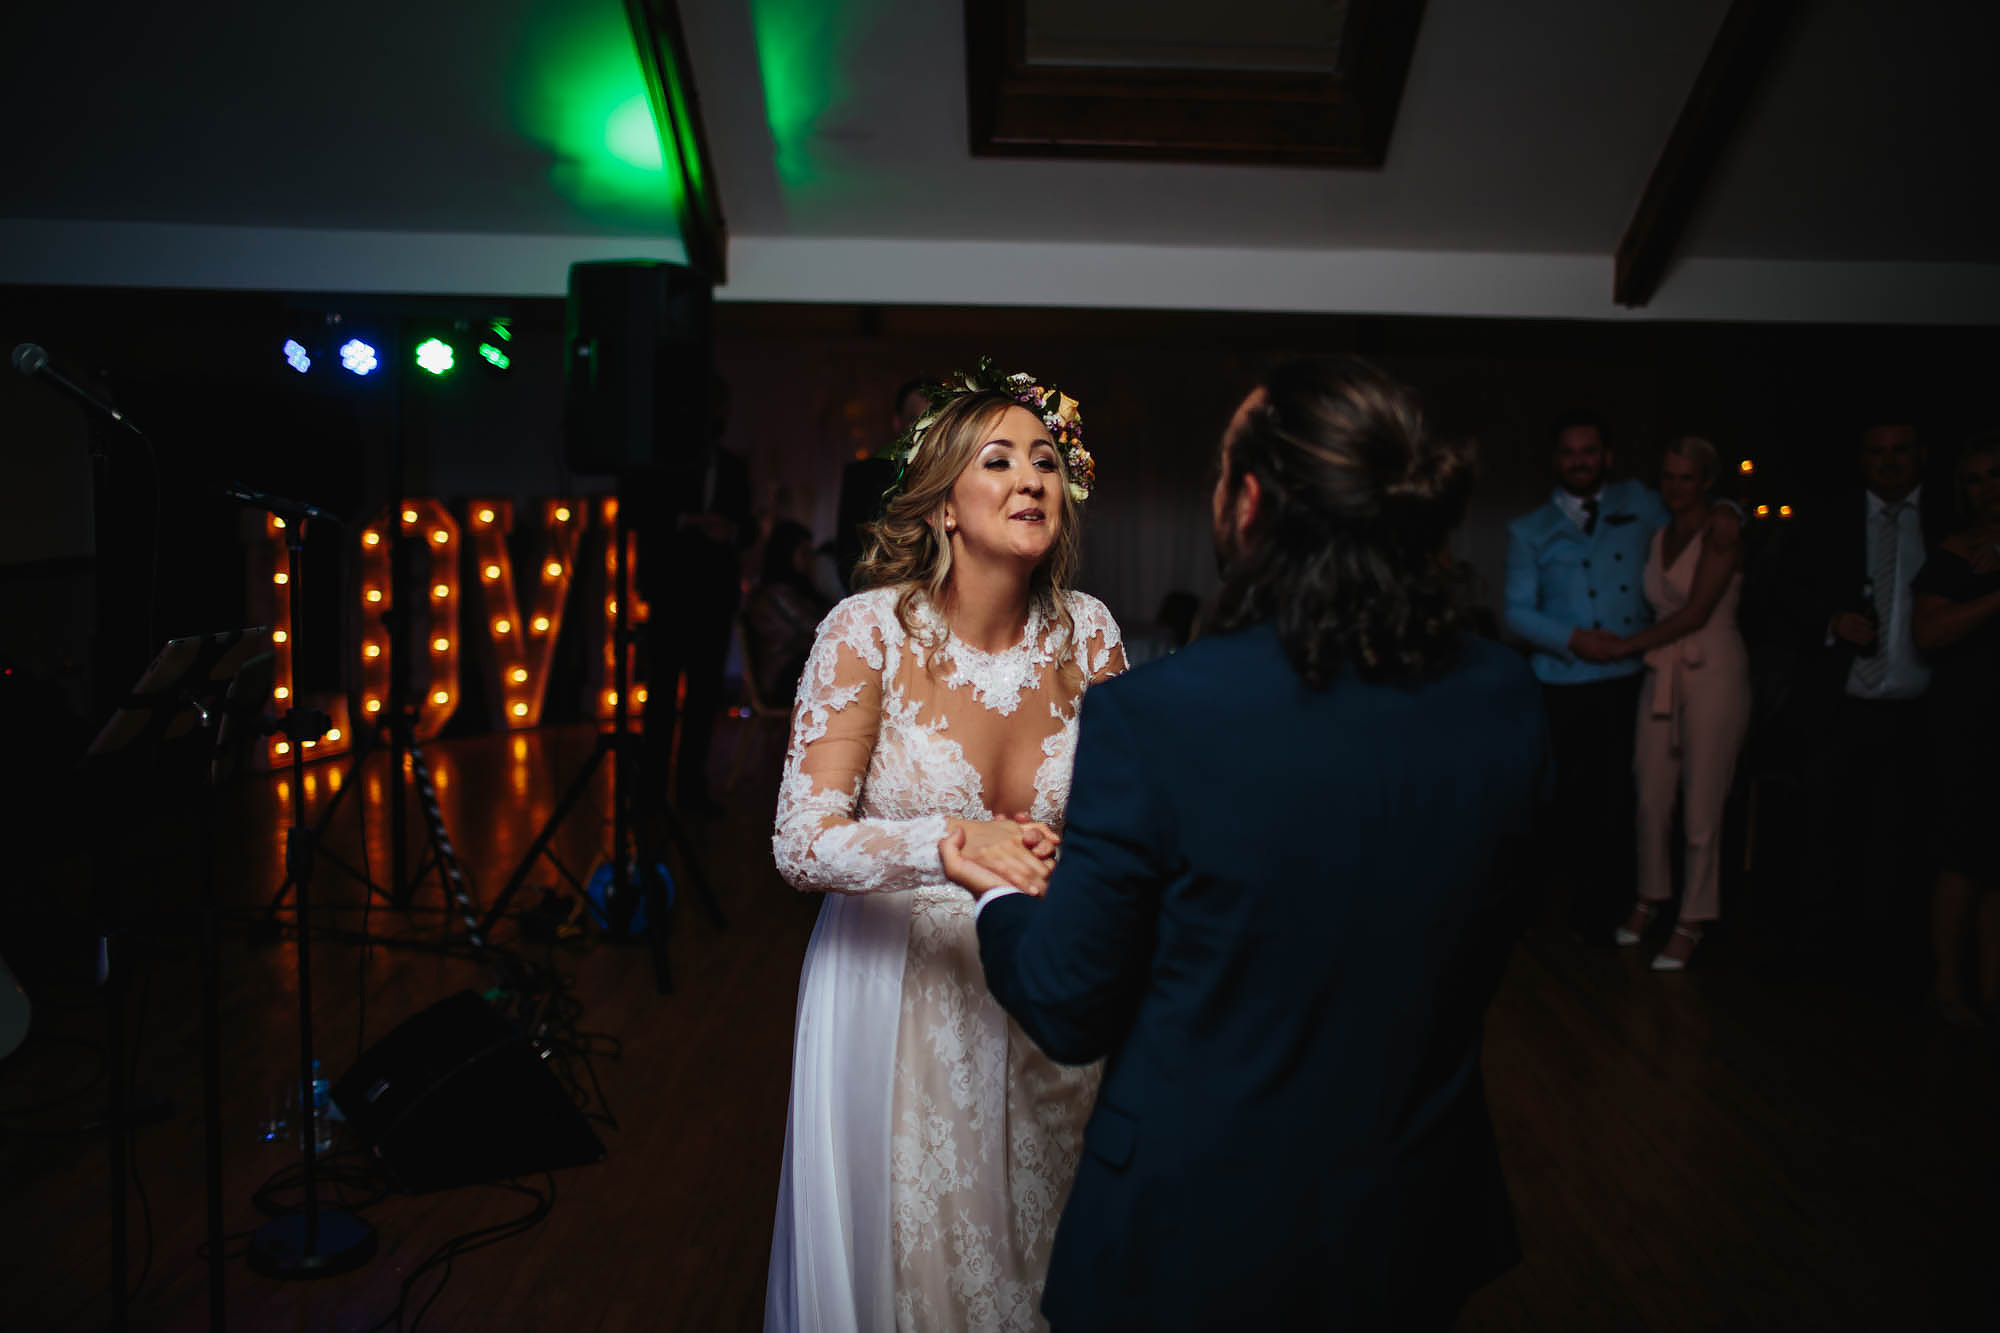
[{"left": 943, "top": 818, "right": 1054, "bottom": 894}]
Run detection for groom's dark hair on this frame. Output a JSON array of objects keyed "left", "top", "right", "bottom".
[{"left": 1210, "top": 357, "right": 1477, "bottom": 690}]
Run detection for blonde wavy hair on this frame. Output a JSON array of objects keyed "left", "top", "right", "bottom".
[
  {"left": 1665, "top": 434, "right": 1721, "bottom": 487},
  {"left": 852, "top": 389, "right": 1085, "bottom": 665}
]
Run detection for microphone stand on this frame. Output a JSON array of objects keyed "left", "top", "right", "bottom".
[{"left": 245, "top": 508, "right": 378, "bottom": 1279}]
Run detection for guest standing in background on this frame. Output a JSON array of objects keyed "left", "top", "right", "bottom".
[
  {"left": 1610, "top": 437, "right": 1750, "bottom": 971},
  {"left": 1912, "top": 432, "right": 2000, "bottom": 1024},
  {"left": 1504, "top": 412, "right": 1669, "bottom": 943},
  {"left": 744, "top": 520, "right": 829, "bottom": 710},
  {"left": 823, "top": 378, "right": 932, "bottom": 596},
  {"left": 1776, "top": 418, "right": 1948, "bottom": 980}
]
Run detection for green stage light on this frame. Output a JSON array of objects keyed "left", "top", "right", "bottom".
[
  {"left": 415, "top": 338, "right": 456, "bottom": 375},
  {"left": 478, "top": 343, "right": 511, "bottom": 371}
]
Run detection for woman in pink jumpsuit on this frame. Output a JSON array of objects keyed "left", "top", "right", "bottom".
[{"left": 1612, "top": 437, "right": 1749, "bottom": 971}]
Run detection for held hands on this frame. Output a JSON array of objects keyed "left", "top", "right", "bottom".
[
  {"left": 939, "top": 815, "right": 1061, "bottom": 897},
  {"left": 1568, "top": 628, "right": 1627, "bottom": 663}
]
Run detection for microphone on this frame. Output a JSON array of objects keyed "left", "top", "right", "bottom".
[
  {"left": 217, "top": 481, "right": 341, "bottom": 526},
  {"left": 11, "top": 342, "right": 144, "bottom": 436}
]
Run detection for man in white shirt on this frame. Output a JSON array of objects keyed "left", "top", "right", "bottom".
[{"left": 1779, "top": 420, "right": 1946, "bottom": 980}]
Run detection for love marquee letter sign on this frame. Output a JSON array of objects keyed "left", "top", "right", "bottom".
[{"left": 249, "top": 497, "right": 648, "bottom": 769}]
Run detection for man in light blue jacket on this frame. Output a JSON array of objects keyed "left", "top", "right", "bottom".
[{"left": 1504, "top": 412, "right": 1669, "bottom": 943}]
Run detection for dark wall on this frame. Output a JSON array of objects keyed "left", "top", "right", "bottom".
[{"left": 5, "top": 284, "right": 1995, "bottom": 737}]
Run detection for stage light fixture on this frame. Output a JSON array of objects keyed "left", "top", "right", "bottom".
[
  {"left": 415, "top": 338, "right": 455, "bottom": 375},
  {"left": 339, "top": 339, "right": 378, "bottom": 375},
  {"left": 478, "top": 342, "right": 511, "bottom": 371},
  {"left": 283, "top": 339, "right": 312, "bottom": 373}
]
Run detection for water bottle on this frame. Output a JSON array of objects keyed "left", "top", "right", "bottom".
[{"left": 306, "top": 1059, "right": 336, "bottom": 1153}]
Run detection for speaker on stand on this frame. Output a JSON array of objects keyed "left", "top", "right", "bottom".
[{"left": 479, "top": 261, "right": 726, "bottom": 993}]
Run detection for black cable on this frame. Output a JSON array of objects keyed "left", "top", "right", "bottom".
[{"left": 360, "top": 1174, "right": 555, "bottom": 1333}]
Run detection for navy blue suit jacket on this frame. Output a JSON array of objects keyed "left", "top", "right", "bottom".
[{"left": 976, "top": 626, "right": 1548, "bottom": 1331}]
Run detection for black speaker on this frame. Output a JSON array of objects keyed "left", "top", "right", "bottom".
[
  {"left": 330, "top": 990, "right": 605, "bottom": 1193},
  {"left": 562, "top": 259, "right": 713, "bottom": 486}
]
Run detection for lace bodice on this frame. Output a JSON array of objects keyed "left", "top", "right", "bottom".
[{"left": 772, "top": 586, "right": 1126, "bottom": 896}]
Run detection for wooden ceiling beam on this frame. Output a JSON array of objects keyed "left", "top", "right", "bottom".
[
  {"left": 1614, "top": 0, "right": 1797, "bottom": 308},
  {"left": 625, "top": 0, "right": 729, "bottom": 283}
]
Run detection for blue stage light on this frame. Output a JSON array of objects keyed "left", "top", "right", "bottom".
[
  {"left": 339, "top": 339, "right": 379, "bottom": 376},
  {"left": 282, "top": 340, "right": 312, "bottom": 373}
]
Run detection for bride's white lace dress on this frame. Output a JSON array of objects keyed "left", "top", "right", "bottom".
[{"left": 764, "top": 584, "right": 1125, "bottom": 1333}]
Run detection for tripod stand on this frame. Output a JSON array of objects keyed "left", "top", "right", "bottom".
[
  {"left": 477, "top": 478, "right": 723, "bottom": 987},
  {"left": 264, "top": 702, "right": 481, "bottom": 941}
]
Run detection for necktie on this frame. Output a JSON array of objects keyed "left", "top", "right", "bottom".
[
  {"left": 1582, "top": 496, "right": 1600, "bottom": 536},
  {"left": 1852, "top": 502, "right": 1902, "bottom": 691}
]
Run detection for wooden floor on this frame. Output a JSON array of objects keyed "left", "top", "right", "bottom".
[{"left": 1, "top": 718, "right": 1995, "bottom": 1331}]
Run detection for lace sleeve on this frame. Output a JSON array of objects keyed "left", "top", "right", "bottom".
[
  {"left": 1068, "top": 591, "right": 1128, "bottom": 685},
  {"left": 771, "top": 596, "right": 951, "bottom": 894}
]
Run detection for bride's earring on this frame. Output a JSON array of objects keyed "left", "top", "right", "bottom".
[{"left": 944, "top": 515, "right": 956, "bottom": 534}]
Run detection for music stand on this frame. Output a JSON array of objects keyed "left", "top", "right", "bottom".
[{"left": 85, "top": 627, "right": 271, "bottom": 1332}]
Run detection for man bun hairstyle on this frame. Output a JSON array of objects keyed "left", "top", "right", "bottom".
[{"left": 1211, "top": 357, "right": 1477, "bottom": 690}]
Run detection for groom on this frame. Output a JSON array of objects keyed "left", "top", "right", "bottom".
[{"left": 942, "top": 360, "right": 1547, "bottom": 1331}]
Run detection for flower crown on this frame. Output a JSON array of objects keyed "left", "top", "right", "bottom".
[{"left": 886, "top": 357, "right": 1095, "bottom": 503}]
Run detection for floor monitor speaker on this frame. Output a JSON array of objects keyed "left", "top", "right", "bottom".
[{"left": 330, "top": 990, "right": 605, "bottom": 1193}]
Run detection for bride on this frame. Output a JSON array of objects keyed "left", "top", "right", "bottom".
[{"left": 765, "top": 361, "right": 1125, "bottom": 1333}]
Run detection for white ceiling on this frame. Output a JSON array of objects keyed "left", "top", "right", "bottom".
[{"left": 2, "top": 0, "right": 1995, "bottom": 321}]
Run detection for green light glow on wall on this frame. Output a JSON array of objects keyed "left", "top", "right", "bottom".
[
  {"left": 750, "top": 0, "right": 850, "bottom": 187},
  {"left": 512, "top": 3, "right": 682, "bottom": 230},
  {"left": 605, "top": 94, "right": 664, "bottom": 171}
]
